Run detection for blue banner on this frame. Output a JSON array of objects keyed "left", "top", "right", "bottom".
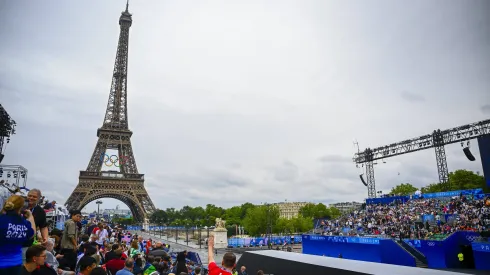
[
  {"left": 366, "top": 196, "right": 409, "bottom": 205},
  {"left": 475, "top": 193, "right": 489, "bottom": 200},
  {"left": 422, "top": 189, "right": 482, "bottom": 199},
  {"left": 127, "top": 226, "right": 142, "bottom": 230},
  {"left": 148, "top": 226, "right": 185, "bottom": 230},
  {"left": 404, "top": 239, "right": 422, "bottom": 248},
  {"left": 306, "top": 235, "right": 380, "bottom": 245},
  {"left": 472, "top": 242, "right": 490, "bottom": 252},
  {"left": 472, "top": 241, "right": 490, "bottom": 271},
  {"left": 478, "top": 135, "right": 490, "bottom": 188}
]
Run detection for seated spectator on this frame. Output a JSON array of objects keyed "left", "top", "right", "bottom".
[
  {"left": 89, "top": 267, "right": 107, "bottom": 275},
  {"left": 149, "top": 242, "right": 168, "bottom": 258},
  {"left": 105, "top": 244, "right": 122, "bottom": 262},
  {"left": 78, "top": 256, "right": 97, "bottom": 275},
  {"left": 23, "top": 245, "right": 48, "bottom": 275},
  {"left": 116, "top": 258, "right": 134, "bottom": 275},
  {"left": 106, "top": 250, "right": 125, "bottom": 275}
]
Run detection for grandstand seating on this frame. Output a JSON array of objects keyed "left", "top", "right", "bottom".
[{"left": 305, "top": 189, "right": 490, "bottom": 271}]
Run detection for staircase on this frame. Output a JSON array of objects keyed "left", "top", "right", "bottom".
[{"left": 394, "top": 240, "right": 428, "bottom": 268}]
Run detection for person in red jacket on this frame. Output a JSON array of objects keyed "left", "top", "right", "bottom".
[{"left": 207, "top": 235, "right": 236, "bottom": 275}]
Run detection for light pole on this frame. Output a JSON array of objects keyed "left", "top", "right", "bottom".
[{"left": 96, "top": 200, "right": 103, "bottom": 220}]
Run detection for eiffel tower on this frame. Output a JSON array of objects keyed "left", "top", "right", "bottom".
[{"left": 65, "top": 2, "right": 156, "bottom": 222}]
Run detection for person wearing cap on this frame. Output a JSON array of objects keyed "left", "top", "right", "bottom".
[{"left": 61, "top": 210, "right": 82, "bottom": 271}]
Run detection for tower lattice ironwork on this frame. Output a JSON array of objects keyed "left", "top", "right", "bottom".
[{"left": 65, "top": 2, "right": 156, "bottom": 222}]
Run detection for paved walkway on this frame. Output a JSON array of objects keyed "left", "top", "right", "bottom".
[{"left": 135, "top": 231, "right": 242, "bottom": 265}]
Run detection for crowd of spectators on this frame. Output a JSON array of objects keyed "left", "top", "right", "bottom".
[
  {"left": 317, "top": 192, "right": 490, "bottom": 240},
  {"left": 0, "top": 188, "right": 246, "bottom": 275}
]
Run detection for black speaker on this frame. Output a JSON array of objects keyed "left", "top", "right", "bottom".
[
  {"left": 0, "top": 153, "right": 4, "bottom": 163},
  {"left": 359, "top": 174, "right": 367, "bottom": 187},
  {"left": 463, "top": 147, "right": 476, "bottom": 161}
]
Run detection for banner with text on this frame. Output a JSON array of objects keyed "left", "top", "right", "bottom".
[{"left": 305, "top": 235, "right": 380, "bottom": 245}]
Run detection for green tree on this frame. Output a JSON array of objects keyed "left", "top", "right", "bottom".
[
  {"left": 113, "top": 217, "right": 133, "bottom": 225},
  {"left": 242, "top": 205, "right": 280, "bottom": 236},
  {"left": 149, "top": 209, "right": 168, "bottom": 225},
  {"left": 274, "top": 217, "right": 294, "bottom": 233},
  {"left": 192, "top": 206, "right": 206, "bottom": 223},
  {"left": 180, "top": 206, "right": 195, "bottom": 221},
  {"left": 224, "top": 206, "right": 242, "bottom": 226},
  {"left": 327, "top": 207, "right": 342, "bottom": 219},
  {"left": 449, "top": 169, "right": 488, "bottom": 192},
  {"left": 292, "top": 215, "right": 314, "bottom": 232},
  {"left": 204, "top": 204, "right": 225, "bottom": 226},
  {"left": 299, "top": 203, "right": 331, "bottom": 219},
  {"left": 420, "top": 169, "right": 488, "bottom": 193},
  {"left": 389, "top": 183, "right": 418, "bottom": 195},
  {"left": 299, "top": 203, "right": 317, "bottom": 218},
  {"left": 420, "top": 182, "right": 444, "bottom": 193},
  {"left": 240, "top": 203, "right": 255, "bottom": 219},
  {"left": 165, "top": 208, "right": 180, "bottom": 223}
]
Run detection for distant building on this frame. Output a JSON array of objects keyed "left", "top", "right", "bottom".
[
  {"left": 273, "top": 201, "right": 309, "bottom": 219},
  {"left": 329, "top": 201, "right": 363, "bottom": 213},
  {"left": 102, "top": 208, "right": 132, "bottom": 217}
]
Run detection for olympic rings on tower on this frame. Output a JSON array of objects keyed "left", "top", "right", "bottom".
[{"left": 100, "top": 153, "right": 130, "bottom": 167}]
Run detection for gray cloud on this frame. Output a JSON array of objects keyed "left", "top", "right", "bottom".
[
  {"left": 400, "top": 91, "right": 426, "bottom": 103},
  {"left": 481, "top": 104, "right": 490, "bottom": 114},
  {"left": 273, "top": 161, "right": 299, "bottom": 182},
  {"left": 0, "top": 0, "right": 488, "bottom": 211}
]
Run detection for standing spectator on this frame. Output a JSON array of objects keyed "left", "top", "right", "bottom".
[
  {"left": 207, "top": 236, "right": 235, "bottom": 275},
  {"left": 27, "top": 189, "right": 48, "bottom": 243},
  {"left": 176, "top": 250, "right": 188, "bottom": 274},
  {"left": 0, "top": 195, "right": 36, "bottom": 274},
  {"left": 61, "top": 210, "right": 82, "bottom": 271},
  {"left": 95, "top": 224, "right": 108, "bottom": 246},
  {"left": 137, "top": 236, "right": 145, "bottom": 252}
]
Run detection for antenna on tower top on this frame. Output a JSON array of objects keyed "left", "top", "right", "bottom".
[{"left": 125, "top": 0, "right": 129, "bottom": 12}]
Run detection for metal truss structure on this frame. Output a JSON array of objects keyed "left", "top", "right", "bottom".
[
  {"left": 0, "top": 165, "right": 28, "bottom": 190},
  {"left": 354, "top": 119, "right": 490, "bottom": 198},
  {"left": 65, "top": 3, "right": 156, "bottom": 222},
  {"left": 0, "top": 104, "right": 16, "bottom": 160}
]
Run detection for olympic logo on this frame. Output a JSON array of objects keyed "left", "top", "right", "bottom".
[
  {"left": 100, "top": 153, "right": 130, "bottom": 167},
  {"left": 466, "top": 235, "right": 478, "bottom": 242},
  {"left": 427, "top": 242, "right": 435, "bottom": 247}
]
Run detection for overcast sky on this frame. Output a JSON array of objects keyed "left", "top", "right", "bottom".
[{"left": 1, "top": 0, "right": 489, "bottom": 212}]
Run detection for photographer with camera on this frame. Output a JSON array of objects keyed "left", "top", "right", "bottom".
[{"left": 0, "top": 195, "right": 36, "bottom": 274}]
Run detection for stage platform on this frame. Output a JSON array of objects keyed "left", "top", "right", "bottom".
[{"left": 237, "top": 250, "right": 482, "bottom": 275}]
